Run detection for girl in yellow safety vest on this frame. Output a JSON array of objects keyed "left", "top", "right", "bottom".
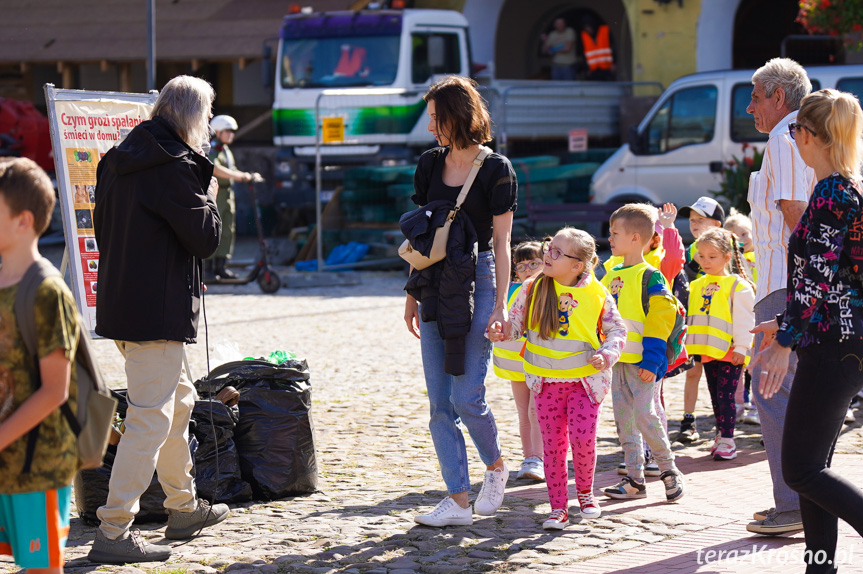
[
  {"left": 724, "top": 210, "right": 761, "bottom": 427},
  {"left": 685, "top": 227, "right": 755, "bottom": 462},
  {"left": 492, "top": 240, "right": 545, "bottom": 482},
  {"left": 488, "top": 227, "right": 627, "bottom": 530}
]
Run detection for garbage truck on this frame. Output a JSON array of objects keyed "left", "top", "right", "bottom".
[{"left": 269, "top": 6, "right": 661, "bottom": 206}]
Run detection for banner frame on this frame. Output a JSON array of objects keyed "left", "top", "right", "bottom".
[{"left": 43, "top": 84, "right": 159, "bottom": 338}]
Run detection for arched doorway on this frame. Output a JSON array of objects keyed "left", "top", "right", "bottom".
[
  {"left": 494, "top": 0, "right": 632, "bottom": 81},
  {"left": 733, "top": 0, "right": 808, "bottom": 68}
]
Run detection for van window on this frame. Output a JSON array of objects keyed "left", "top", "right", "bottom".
[
  {"left": 731, "top": 83, "right": 768, "bottom": 143},
  {"left": 412, "top": 33, "right": 461, "bottom": 84},
  {"left": 646, "top": 85, "right": 717, "bottom": 154},
  {"left": 836, "top": 77, "right": 863, "bottom": 103}
]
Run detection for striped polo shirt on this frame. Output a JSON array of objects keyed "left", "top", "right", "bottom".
[{"left": 747, "top": 111, "right": 815, "bottom": 305}]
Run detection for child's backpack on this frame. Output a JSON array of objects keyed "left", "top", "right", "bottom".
[
  {"left": 640, "top": 266, "right": 689, "bottom": 374},
  {"left": 14, "top": 258, "right": 118, "bottom": 471}
]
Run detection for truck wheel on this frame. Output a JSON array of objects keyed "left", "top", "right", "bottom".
[{"left": 258, "top": 269, "right": 282, "bottom": 294}]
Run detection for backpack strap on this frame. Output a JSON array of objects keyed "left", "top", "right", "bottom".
[{"left": 12, "top": 258, "right": 70, "bottom": 473}]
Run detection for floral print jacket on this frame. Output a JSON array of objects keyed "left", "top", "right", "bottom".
[{"left": 502, "top": 272, "right": 627, "bottom": 403}]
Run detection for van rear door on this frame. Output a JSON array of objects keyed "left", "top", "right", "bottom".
[{"left": 632, "top": 82, "right": 723, "bottom": 207}]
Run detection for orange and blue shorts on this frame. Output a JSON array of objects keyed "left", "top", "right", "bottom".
[{"left": 0, "top": 486, "right": 71, "bottom": 569}]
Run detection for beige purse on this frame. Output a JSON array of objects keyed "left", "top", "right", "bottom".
[{"left": 399, "top": 146, "right": 491, "bottom": 270}]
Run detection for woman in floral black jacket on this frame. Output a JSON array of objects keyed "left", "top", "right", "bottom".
[{"left": 752, "top": 89, "right": 863, "bottom": 574}]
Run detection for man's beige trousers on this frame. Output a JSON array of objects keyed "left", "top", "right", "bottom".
[{"left": 97, "top": 340, "right": 197, "bottom": 539}]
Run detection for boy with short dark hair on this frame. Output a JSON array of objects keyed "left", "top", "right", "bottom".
[
  {"left": 675, "top": 196, "right": 725, "bottom": 443},
  {"left": 601, "top": 204, "right": 685, "bottom": 502},
  {"left": 0, "top": 158, "right": 80, "bottom": 573}
]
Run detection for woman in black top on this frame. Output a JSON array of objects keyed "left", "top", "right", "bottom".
[
  {"left": 403, "top": 76, "right": 517, "bottom": 527},
  {"left": 752, "top": 89, "right": 863, "bottom": 574}
]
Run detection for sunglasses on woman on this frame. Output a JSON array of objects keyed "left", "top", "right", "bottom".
[
  {"left": 542, "top": 241, "right": 581, "bottom": 261},
  {"left": 515, "top": 260, "right": 542, "bottom": 273},
  {"left": 788, "top": 122, "right": 817, "bottom": 140}
]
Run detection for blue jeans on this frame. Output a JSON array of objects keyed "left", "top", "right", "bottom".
[{"left": 419, "top": 251, "right": 502, "bottom": 494}]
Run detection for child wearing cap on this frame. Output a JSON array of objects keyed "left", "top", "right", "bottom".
[{"left": 674, "top": 196, "right": 724, "bottom": 444}]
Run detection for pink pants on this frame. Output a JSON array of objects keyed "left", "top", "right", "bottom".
[{"left": 535, "top": 381, "right": 602, "bottom": 510}]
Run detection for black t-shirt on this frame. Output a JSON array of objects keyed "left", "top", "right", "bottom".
[{"left": 411, "top": 147, "right": 518, "bottom": 252}]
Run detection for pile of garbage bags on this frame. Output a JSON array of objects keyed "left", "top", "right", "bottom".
[{"left": 74, "top": 356, "right": 317, "bottom": 525}]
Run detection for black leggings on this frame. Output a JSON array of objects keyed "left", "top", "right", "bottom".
[
  {"left": 782, "top": 340, "right": 863, "bottom": 574},
  {"left": 702, "top": 360, "right": 741, "bottom": 438}
]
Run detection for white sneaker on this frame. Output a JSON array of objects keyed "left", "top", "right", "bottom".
[
  {"left": 414, "top": 497, "right": 472, "bottom": 527},
  {"left": 845, "top": 408, "right": 856, "bottom": 424},
  {"left": 474, "top": 461, "right": 508, "bottom": 516},
  {"left": 517, "top": 457, "right": 544, "bottom": 481},
  {"left": 743, "top": 409, "right": 761, "bottom": 425}
]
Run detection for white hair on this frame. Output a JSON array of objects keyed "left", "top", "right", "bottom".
[
  {"left": 150, "top": 75, "right": 215, "bottom": 148},
  {"left": 752, "top": 58, "right": 812, "bottom": 111}
]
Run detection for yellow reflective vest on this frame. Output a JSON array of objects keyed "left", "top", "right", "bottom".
[
  {"left": 743, "top": 251, "right": 758, "bottom": 283},
  {"left": 603, "top": 247, "right": 664, "bottom": 275},
  {"left": 600, "top": 261, "right": 650, "bottom": 364},
  {"left": 493, "top": 285, "right": 526, "bottom": 381},
  {"left": 523, "top": 276, "right": 607, "bottom": 379},
  {"left": 685, "top": 274, "right": 749, "bottom": 365}
]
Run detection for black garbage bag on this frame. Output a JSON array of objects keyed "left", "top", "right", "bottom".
[
  {"left": 73, "top": 389, "right": 198, "bottom": 526},
  {"left": 196, "top": 359, "right": 317, "bottom": 500},
  {"left": 190, "top": 400, "right": 253, "bottom": 503}
]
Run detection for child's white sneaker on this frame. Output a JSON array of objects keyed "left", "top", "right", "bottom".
[
  {"left": 414, "top": 497, "right": 472, "bottom": 527},
  {"left": 517, "top": 456, "right": 544, "bottom": 481},
  {"left": 474, "top": 461, "right": 508, "bottom": 516}
]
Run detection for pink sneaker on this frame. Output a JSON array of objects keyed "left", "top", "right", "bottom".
[{"left": 713, "top": 437, "right": 737, "bottom": 460}]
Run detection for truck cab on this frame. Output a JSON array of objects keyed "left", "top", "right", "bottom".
[
  {"left": 590, "top": 65, "right": 863, "bottom": 229},
  {"left": 272, "top": 8, "right": 471, "bottom": 202}
]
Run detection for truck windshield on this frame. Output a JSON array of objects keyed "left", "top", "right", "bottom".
[{"left": 280, "top": 35, "right": 400, "bottom": 88}]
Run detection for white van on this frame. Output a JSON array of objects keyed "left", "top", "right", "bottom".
[{"left": 589, "top": 65, "right": 863, "bottom": 214}]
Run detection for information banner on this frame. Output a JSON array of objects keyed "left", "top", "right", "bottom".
[{"left": 43, "top": 85, "right": 158, "bottom": 336}]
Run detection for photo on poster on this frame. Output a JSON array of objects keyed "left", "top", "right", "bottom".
[
  {"left": 87, "top": 259, "right": 98, "bottom": 272},
  {"left": 75, "top": 209, "right": 93, "bottom": 230},
  {"left": 90, "top": 281, "right": 97, "bottom": 294},
  {"left": 74, "top": 184, "right": 90, "bottom": 204},
  {"left": 88, "top": 185, "right": 96, "bottom": 202},
  {"left": 84, "top": 238, "right": 98, "bottom": 252}
]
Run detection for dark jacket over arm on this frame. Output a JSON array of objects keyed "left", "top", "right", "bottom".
[
  {"left": 94, "top": 116, "right": 221, "bottom": 343},
  {"left": 403, "top": 202, "right": 478, "bottom": 375}
]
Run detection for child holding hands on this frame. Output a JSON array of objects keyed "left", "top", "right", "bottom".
[{"left": 489, "top": 228, "right": 627, "bottom": 529}]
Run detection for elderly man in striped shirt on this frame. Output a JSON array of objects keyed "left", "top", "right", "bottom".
[{"left": 744, "top": 58, "right": 815, "bottom": 536}]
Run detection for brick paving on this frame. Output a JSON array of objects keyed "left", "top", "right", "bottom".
[{"left": 1, "top": 248, "right": 861, "bottom": 574}]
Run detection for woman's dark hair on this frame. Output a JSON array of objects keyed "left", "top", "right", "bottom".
[{"left": 423, "top": 76, "right": 493, "bottom": 149}]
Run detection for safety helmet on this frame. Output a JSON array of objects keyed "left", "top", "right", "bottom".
[{"left": 210, "top": 115, "right": 238, "bottom": 132}]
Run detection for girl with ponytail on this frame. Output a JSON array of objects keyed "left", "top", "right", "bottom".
[
  {"left": 488, "top": 227, "right": 627, "bottom": 529},
  {"left": 752, "top": 88, "right": 863, "bottom": 571},
  {"left": 684, "top": 227, "right": 756, "bottom": 461}
]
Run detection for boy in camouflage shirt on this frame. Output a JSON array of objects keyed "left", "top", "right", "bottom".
[{"left": 0, "top": 158, "right": 80, "bottom": 573}]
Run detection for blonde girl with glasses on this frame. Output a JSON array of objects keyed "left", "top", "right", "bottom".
[
  {"left": 492, "top": 241, "right": 545, "bottom": 482},
  {"left": 488, "top": 228, "right": 627, "bottom": 529}
]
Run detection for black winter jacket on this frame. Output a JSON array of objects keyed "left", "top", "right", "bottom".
[
  {"left": 403, "top": 202, "right": 478, "bottom": 375},
  {"left": 94, "top": 116, "right": 222, "bottom": 343}
]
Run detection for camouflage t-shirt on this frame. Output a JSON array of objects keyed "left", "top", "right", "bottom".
[{"left": 0, "top": 276, "right": 80, "bottom": 494}]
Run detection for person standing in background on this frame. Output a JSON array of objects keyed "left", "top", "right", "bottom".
[
  {"left": 541, "top": 18, "right": 577, "bottom": 81},
  {"left": 581, "top": 18, "right": 615, "bottom": 81},
  {"left": 206, "top": 115, "right": 261, "bottom": 281}
]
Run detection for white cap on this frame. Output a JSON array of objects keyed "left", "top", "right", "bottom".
[{"left": 210, "top": 115, "right": 238, "bottom": 132}]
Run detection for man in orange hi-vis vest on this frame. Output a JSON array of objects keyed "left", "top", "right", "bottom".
[{"left": 581, "top": 21, "right": 615, "bottom": 81}]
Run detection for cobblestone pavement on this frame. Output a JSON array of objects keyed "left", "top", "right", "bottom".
[{"left": 2, "top": 263, "right": 862, "bottom": 574}]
